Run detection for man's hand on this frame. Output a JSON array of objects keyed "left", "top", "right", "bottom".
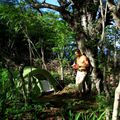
[{"left": 72, "top": 63, "right": 79, "bottom": 70}]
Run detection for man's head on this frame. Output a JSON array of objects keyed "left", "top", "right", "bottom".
[{"left": 75, "top": 49, "right": 81, "bottom": 57}]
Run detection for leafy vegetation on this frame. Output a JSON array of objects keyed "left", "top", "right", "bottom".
[{"left": 0, "top": 1, "right": 120, "bottom": 120}]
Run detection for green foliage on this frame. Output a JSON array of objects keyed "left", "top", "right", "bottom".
[
  {"left": 51, "top": 71, "right": 60, "bottom": 80},
  {"left": 0, "top": 68, "right": 16, "bottom": 119},
  {"left": 61, "top": 110, "right": 105, "bottom": 120},
  {"left": 75, "top": 112, "right": 81, "bottom": 120},
  {"left": 96, "top": 94, "right": 111, "bottom": 110},
  {"left": 0, "top": 68, "right": 109, "bottom": 120},
  {"left": 3, "top": 103, "right": 44, "bottom": 119},
  {"left": 0, "top": 68, "right": 46, "bottom": 119},
  {"left": 0, "top": 3, "right": 75, "bottom": 68},
  {"left": 0, "top": 1, "right": 119, "bottom": 120},
  {"left": 0, "top": 4, "right": 58, "bottom": 63},
  {"left": 0, "top": 68, "right": 10, "bottom": 102},
  {"left": 0, "top": 68, "right": 8, "bottom": 85}
]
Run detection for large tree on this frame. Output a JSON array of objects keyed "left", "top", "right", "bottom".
[{"left": 25, "top": 0, "right": 120, "bottom": 93}]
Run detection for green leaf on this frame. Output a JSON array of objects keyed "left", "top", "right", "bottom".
[{"left": 75, "top": 112, "right": 80, "bottom": 120}]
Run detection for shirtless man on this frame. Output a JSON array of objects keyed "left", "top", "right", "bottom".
[{"left": 72, "top": 49, "right": 90, "bottom": 94}]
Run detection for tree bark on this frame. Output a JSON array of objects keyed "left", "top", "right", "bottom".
[
  {"left": 58, "top": 51, "right": 64, "bottom": 81},
  {"left": 41, "top": 45, "right": 47, "bottom": 70},
  {"left": 108, "top": 0, "right": 120, "bottom": 28},
  {"left": 76, "top": 33, "right": 103, "bottom": 94},
  {"left": 60, "top": 61, "right": 64, "bottom": 81},
  {"left": 112, "top": 80, "right": 120, "bottom": 120},
  {"left": 19, "top": 64, "right": 27, "bottom": 104}
]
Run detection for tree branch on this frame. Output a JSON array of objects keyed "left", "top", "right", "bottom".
[
  {"left": 112, "top": 80, "right": 120, "bottom": 120},
  {"left": 31, "top": 1, "right": 61, "bottom": 12},
  {"left": 57, "top": 0, "right": 71, "bottom": 7},
  {"left": 28, "top": 0, "right": 73, "bottom": 26},
  {"left": 108, "top": 0, "right": 120, "bottom": 28}
]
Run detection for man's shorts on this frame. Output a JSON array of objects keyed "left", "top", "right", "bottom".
[{"left": 76, "top": 70, "right": 87, "bottom": 84}]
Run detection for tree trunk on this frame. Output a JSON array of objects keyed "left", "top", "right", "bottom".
[
  {"left": 19, "top": 64, "right": 27, "bottom": 104},
  {"left": 112, "top": 80, "right": 120, "bottom": 120},
  {"left": 58, "top": 51, "right": 64, "bottom": 81},
  {"left": 41, "top": 46, "right": 47, "bottom": 70},
  {"left": 114, "top": 33, "right": 117, "bottom": 74},
  {"left": 60, "top": 61, "right": 64, "bottom": 81},
  {"left": 76, "top": 33, "right": 103, "bottom": 94}
]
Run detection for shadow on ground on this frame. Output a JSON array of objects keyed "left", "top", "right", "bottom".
[{"left": 31, "top": 86, "right": 98, "bottom": 120}]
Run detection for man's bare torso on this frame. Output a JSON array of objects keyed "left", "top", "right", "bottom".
[{"left": 76, "top": 55, "right": 89, "bottom": 70}]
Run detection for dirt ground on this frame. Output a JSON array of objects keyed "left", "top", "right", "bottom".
[{"left": 33, "top": 86, "right": 98, "bottom": 120}]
